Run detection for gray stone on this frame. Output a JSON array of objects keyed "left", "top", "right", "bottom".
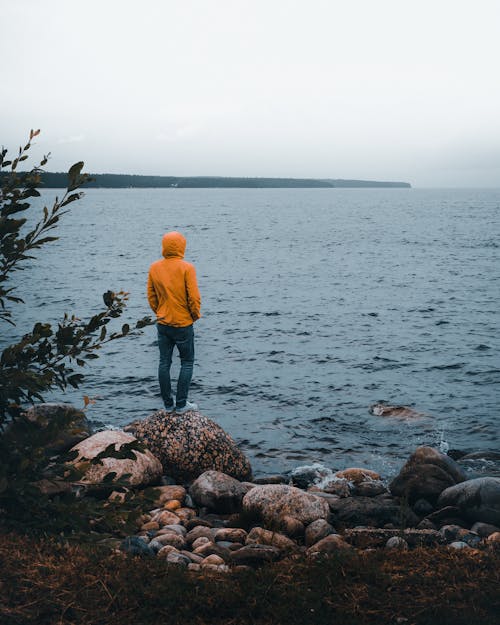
[
  {"left": 120, "top": 536, "right": 154, "bottom": 557},
  {"left": 305, "top": 519, "right": 335, "bottom": 547},
  {"left": 189, "top": 470, "right": 248, "bottom": 514},
  {"left": 242, "top": 484, "right": 329, "bottom": 526},
  {"left": 437, "top": 477, "right": 500, "bottom": 525},
  {"left": 449, "top": 541, "right": 470, "bottom": 550},
  {"left": 328, "top": 494, "right": 418, "bottom": 528},
  {"left": 186, "top": 526, "right": 215, "bottom": 544},
  {"left": 389, "top": 446, "right": 466, "bottom": 503},
  {"left": 470, "top": 522, "right": 500, "bottom": 538},
  {"left": 385, "top": 536, "right": 409, "bottom": 550},
  {"left": 125, "top": 410, "right": 252, "bottom": 481},
  {"left": 166, "top": 552, "right": 191, "bottom": 566},
  {"left": 354, "top": 481, "right": 387, "bottom": 497}
]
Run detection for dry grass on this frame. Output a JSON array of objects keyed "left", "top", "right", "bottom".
[{"left": 0, "top": 531, "right": 498, "bottom": 625}]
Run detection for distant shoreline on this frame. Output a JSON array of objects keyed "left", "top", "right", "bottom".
[{"left": 27, "top": 172, "right": 412, "bottom": 189}]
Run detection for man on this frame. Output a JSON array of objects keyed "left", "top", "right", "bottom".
[{"left": 147, "top": 231, "right": 201, "bottom": 413}]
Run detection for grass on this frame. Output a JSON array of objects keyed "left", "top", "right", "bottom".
[{"left": 0, "top": 531, "right": 498, "bottom": 625}]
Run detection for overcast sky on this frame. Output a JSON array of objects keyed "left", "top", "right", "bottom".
[{"left": 2, "top": 0, "right": 499, "bottom": 187}]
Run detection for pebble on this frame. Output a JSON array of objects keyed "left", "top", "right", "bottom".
[
  {"left": 166, "top": 552, "right": 191, "bottom": 567},
  {"left": 214, "top": 528, "right": 247, "bottom": 543},
  {"left": 192, "top": 536, "right": 211, "bottom": 550},
  {"left": 187, "top": 526, "right": 214, "bottom": 544},
  {"left": 449, "top": 541, "right": 470, "bottom": 550},
  {"left": 157, "top": 545, "right": 178, "bottom": 558},
  {"left": 202, "top": 554, "right": 225, "bottom": 566},
  {"left": 385, "top": 537, "right": 409, "bottom": 550},
  {"left": 154, "top": 532, "right": 186, "bottom": 549},
  {"left": 156, "top": 510, "right": 181, "bottom": 526},
  {"left": 164, "top": 499, "right": 181, "bottom": 511},
  {"left": 141, "top": 521, "right": 159, "bottom": 532}
]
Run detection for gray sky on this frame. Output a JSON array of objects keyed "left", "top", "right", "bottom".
[{"left": 2, "top": 0, "right": 500, "bottom": 187}]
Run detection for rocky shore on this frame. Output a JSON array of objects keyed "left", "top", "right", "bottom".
[{"left": 25, "top": 403, "right": 500, "bottom": 574}]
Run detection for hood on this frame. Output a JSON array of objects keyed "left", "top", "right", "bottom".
[{"left": 162, "top": 231, "right": 186, "bottom": 259}]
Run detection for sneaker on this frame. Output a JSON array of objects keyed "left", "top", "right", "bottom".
[
  {"left": 164, "top": 396, "right": 175, "bottom": 412},
  {"left": 175, "top": 401, "right": 198, "bottom": 414}
]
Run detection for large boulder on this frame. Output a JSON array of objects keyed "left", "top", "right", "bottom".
[
  {"left": 328, "top": 494, "right": 419, "bottom": 528},
  {"left": 189, "top": 470, "right": 249, "bottom": 513},
  {"left": 125, "top": 410, "right": 252, "bottom": 481},
  {"left": 389, "top": 446, "right": 466, "bottom": 503},
  {"left": 242, "top": 484, "right": 330, "bottom": 526},
  {"left": 436, "top": 477, "right": 500, "bottom": 526},
  {"left": 21, "top": 403, "right": 91, "bottom": 453},
  {"left": 69, "top": 430, "right": 162, "bottom": 487}
]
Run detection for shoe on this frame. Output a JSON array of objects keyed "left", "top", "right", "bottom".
[
  {"left": 175, "top": 401, "right": 198, "bottom": 414},
  {"left": 164, "top": 396, "right": 175, "bottom": 412}
]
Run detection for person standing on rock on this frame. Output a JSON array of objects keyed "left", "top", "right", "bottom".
[{"left": 147, "top": 231, "right": 201, "bottom": 413}]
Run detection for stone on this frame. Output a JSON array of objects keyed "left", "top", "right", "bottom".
[
  {"left": 246, "top": 527, "right": 297, "bottom": 553},
  {"left": 202, "top": 554, "right": 225, "bottom": 566},
  {"left": 69, "top": 430, "right": 162, "bottom": 487},
  {"left": 160, "top": 524, "right": 186, "bottom": 536},
  {"left": 425, "top": 506, "right": 465, "bottom": 527},
  {"left": 436, "top": 477, "right": 500, "bottom": 525},
  {"left": 354, "top": 481, "right": 387, "bottom": 497},
  {"left": 307, "top": 534, "right": 350, "bottom": 555},
  {"left": 186, "top": 526, "right": 215, "bottom": 544},
  {"left": 486, "top": 532, "right": 500, "bottom": 543},
  {"left": 176, "top": 508, "right": 197, "bottom": 523},
  {"left": 141, "top": 521, "right": 160, "bottom": 532},
  {"left": 439, "top": 524, "right": 465, "bottom": 542},
  {"left": 148, "top": 540, "right": 164, "bottom": 554},
  {"left": 242, "top": 484, "right": 330, "bottom": 526},
  {"left": 278, "top": 516, "right": 305, "bottom": 538},
  {"left": 417, "top": 519, "right": 437, "bottom": 530},
  {"left": 449, "top": 541, "right": 470, "bottom": 550},
  {"left": 120, "top": 536, "right": 154, "bottom": 557},
  {"left": 230, "top": 544, "right": 281, "bottom": 565},
  {"left": 412, "top": 499, "right": 434, "bottom": 516},
  {"left": 192, "top": 536, "right": 211, "bottom": 550},
  {"left": 157, "top": 545, "right": 179, "bottom": 558},
  {"left": 154, "top": 532, "right": 186, "bottom": 550},
  {"left": 253, "top": 475, "right": 288, "bottom": 485},
  {"left": 166, "top": 552, "right": 191, "bottom": 567},
  {"left": 189, "top": 470, "right": 248, "bottom": 514},
  {"left": 328, "top": 494, "right": 418, "bottom": 528},
  {"left": 185, "top": 518, "right": 213, "bottom": 531},
  {"left": 470, "top": 522, "right": 500, "bottom": 538},
  {"left": 305, "top": 519, "right": 335, "bottom": 547},
  {"left": 155, "top": 510, "right": 181, "bottom": 526},
  {"left": 335, "top": 468, "right": 381, "bottom": 484},
  {"left": 385, "top": 536, "right": 409, "bottom": 550},
  {"left": 125, "top": 410, "right": 252, "bottom": 481},
  {"left": 165, "top": 500, "right": 181, "bottom": 511},
  {"left": 214, "top": 528, "right": 248, "bottom": 543},
  {"left": 149, "top": 485, "right": 186, "bottom": 506},
  {"left": 291, "top": 463, "right": 334, "bottom": 489},
  {"left": 389, "top": 446, "right": 466, "bottom": 504},
  {"left": 187, "top": 563, "right": 201, "bottom": 572},
  {"left": 192, "top": 542, "right": 231, "bottom": 562},
  {"left": 343, "top": 528, "right": 443, "bottom": 548},
  {"left": 312, "top": 480, "right": 351, "bottom": 498},
  {"left": 181, "top": 551, "right": 204, "bottom": 564},
  {"left": 21, "top": 403, "right": 91, "bottom": 453}
]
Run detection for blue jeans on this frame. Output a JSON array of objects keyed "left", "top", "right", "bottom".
[{"left": 157, "top": 323, "right": 195, "bottom": 409}]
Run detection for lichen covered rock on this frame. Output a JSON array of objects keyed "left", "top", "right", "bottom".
[{"left": 125, "top": 410, "right": 252, "bottom": 481}]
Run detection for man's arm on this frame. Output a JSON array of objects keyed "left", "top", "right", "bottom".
[
  {"left": 185, "top": 264, "right": 201, "bottom": 321},
  {"left": 147, "top": 271, "right": 159, "bottom": 314}
]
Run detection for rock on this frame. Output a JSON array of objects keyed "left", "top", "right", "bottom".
[
  {"left": 385, "top": 537, "right": 409, "bottom": 550},
  {"left": 354, "top": 481, "right": 387, "bottom": 497},
  {"left": 187, "top": 563, "right": 201, "bottom": 572},
  {"left": 328, "top": 494, "right": 418, "bottom": 528},
  {"left": 176, "top": 508, "right": 197, "bottom": 523},
  {"left": 141, "top": 521, "right": 159, "bottom": 532},
  {"left": 230, "top": 544, "right": 281, "bottom": 565},
  {"left": 32, "top": 478, "right": 73, "bottom": 497},
  {"left": 253, "top": 475, "right": 288, "bottom": 485},
  {"left": 202, "top": 554, "right": 225, "bottom": 566},
  {"left": 189, "top": 470, "right": 248, "bottom": 514},
  {"left": 181, "top": 551, "right": 204, "bottom": 564},
  {"left": 166, "top": 552, "right": 191, "bottom": 567},
  {"left": 307, "top": 534, "right": 350, "bottom": 555},
  {"left": 21, "top": 403, "right": 91, "bottom": 453},
  {"left": 412, "top": 499, "right": 434, "bottom": 516},
  {"left": 425, "top": 506, "right": 465, "bottom": 527},
  {"left": 157, "top": 545, "right": 178, "bottom": 558},
  {"left": 312, "top": 480, "right": 351, "bottom": 498},
  {"left": 389, "top": 446, "right": 466, "bottom": 503},
  {"left": 242, "top": 484, "right": 330, "bottom": 526},
  {"left": 149, "top": 485, "right": 186, "bottom": 506},
  {"left": 148, "top": 540, "right": 164, "bottom": 554},
  {"left": 120, "top": 536, "right": 154, "bottom": 557},
  {"left": 278, "top": 516, "right": 305, "bottom": 538},
  {"left": 486, "top": 532, "right": 500, "bottom": 544},
  {"left": 125, "top": 410, "right": 252, "bottom": 481},
  {"left": 291, "top": 463, "right": 334, "bottom": 489},
  {"left": 335, "top": 468, "right": 381, "bottom": 484},
  {"left": 436, "top": 477, "right": 500, "bottom": 525},
  {"left": 449, "top": 541, "right": 470, "bottom": 550},
  {"left": 160, "top": 524, "right": 186, "bottom": 536},
  {"left": 155, "top": 510, "right": 181, "bottom": 526},
  {"left": 305, "top": 519, "right": 335, "bottom": 547},
  {"left": 246, "top": 527, "right": 297, "bottom": 552},
  {"left": 192, "top": 542, "right": 231, "bottom": 561},
  {"left": 186, "top": 526, "right": 214, "bottom": 544},
  {"left": 370, "top": 403, "right": 425, "bottom": 419},
  {"left": 154, "top": 532, "right": 186, "bottom": 549},
  {"left": 185, "top": 518, "right": 213, "bottom": 531},
  {"left": 439, "top": 524, "right": 465, "bottom": 542},
  {"left": 192, "top": 536, "right": 211, "bottom": 550},
  {"left": 470, "top": 522, "right": 500, "bottom": 538},
  {"left": 343, "top": 528, "right": 443, "bottom": 548},
  {"left": 69, "top": 430, "right": 162, "bottom": 487},
  {"left": 417, "top": 519, "right": 437, "bottom": 530},
  {"left": 214, "top": 528, "right": 248, "bottom": 543},
  {"left": 165, "top": 500, "right": 181, "bottom": 511}
]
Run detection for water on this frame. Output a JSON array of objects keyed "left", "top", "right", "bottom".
[{"left": 5, "top": 188, "right": 500, "bottom": 478}]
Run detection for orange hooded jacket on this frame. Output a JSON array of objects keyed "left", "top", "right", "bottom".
[{"left": 147, "top": 231, "right": 201, "bottom": 327}]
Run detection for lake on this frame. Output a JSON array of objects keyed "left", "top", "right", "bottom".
[{"left": 7, "top": 187, "right": 500, "bottom": 478}]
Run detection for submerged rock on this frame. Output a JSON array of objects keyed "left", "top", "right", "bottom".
[
  {"left": 69, "top": 430, "right": 162, "bottom": 487},
  {"left": 389, "top": 446, "right": 466, "bottom": 503},
  {"left": 125, "top": 410, "right": 252, "bottom": 481},
  {"left": 436, "top": 477, "right": 500, "bottom": 525},
  {"left": 242, "top": 484, "right": 330, "bottom": 526}
]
